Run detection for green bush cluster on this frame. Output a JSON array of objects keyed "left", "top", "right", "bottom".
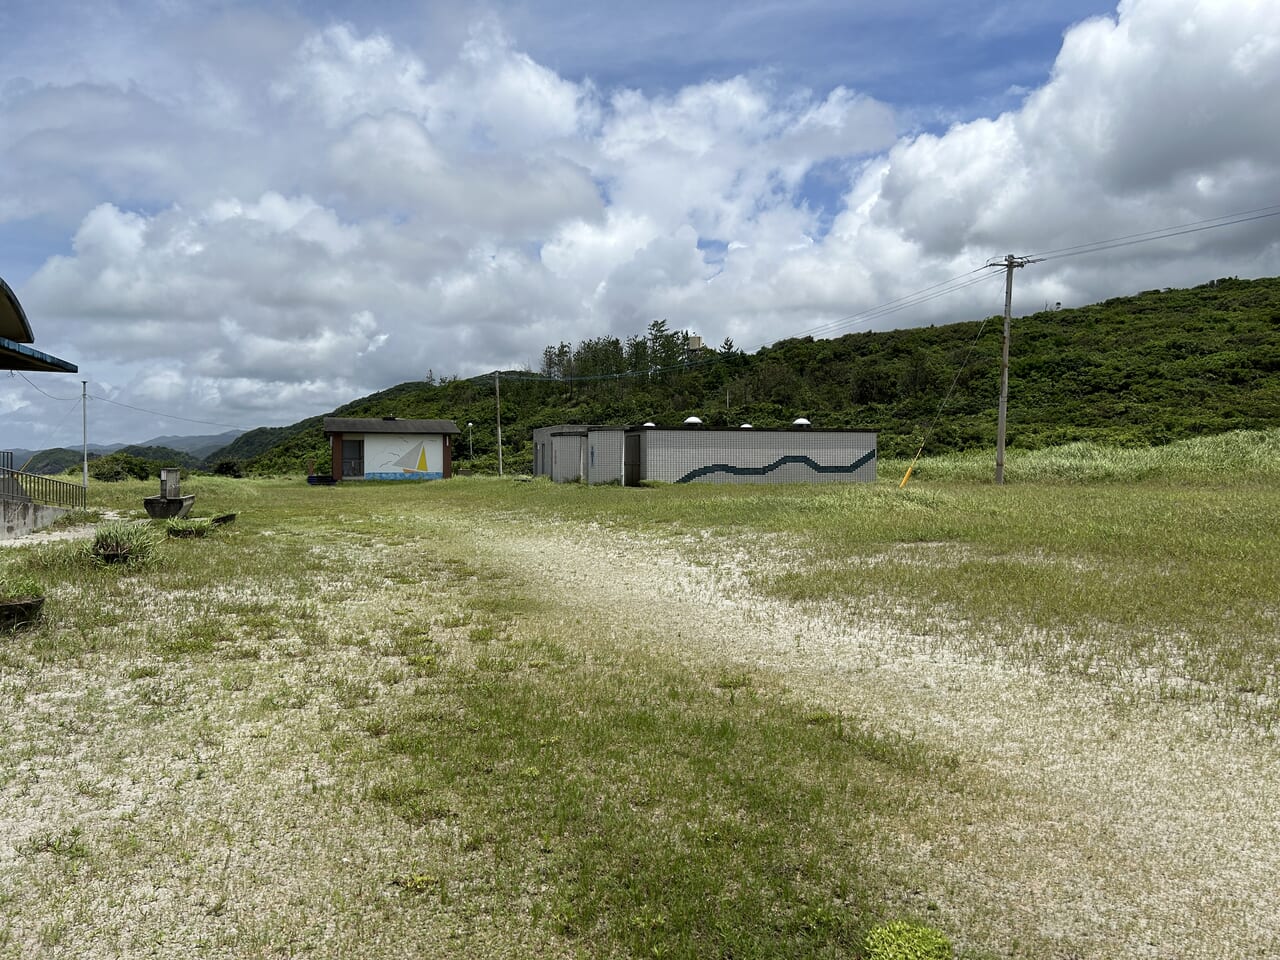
[
  {"left": 88, "top": 452, "right": 156, "bottom": 482},
  {"left": 211, "top": 459, "right": 245, "bottom": 478},
  {"left": 89, "top": 520, "right": 162, "bottom": 565},
  {"left": 864, "top": 920, "right": 952, "bottom": 960}
]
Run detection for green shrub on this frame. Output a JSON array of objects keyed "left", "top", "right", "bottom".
[
  {"left": 88, "top": 520, "right": 162, "bottom": 565},
  {"left": 864, "top": 920, "right": 952, "bottom": 960}
]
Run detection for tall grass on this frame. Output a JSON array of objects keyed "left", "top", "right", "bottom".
[{"left": 883, "top": 428, "right": 1280, "bottom": 485}]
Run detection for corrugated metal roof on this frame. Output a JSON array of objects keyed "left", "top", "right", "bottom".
[{"left": 323, "top": 417, "right": 460, "bottom": 435}]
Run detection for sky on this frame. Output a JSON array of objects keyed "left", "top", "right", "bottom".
[{"left": 2, "top": 0, "right": 1279, "bottom": 450}]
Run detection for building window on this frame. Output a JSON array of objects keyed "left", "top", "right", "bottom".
[{"left": 342, "top": 438, "right": 364, "bottom": 478}]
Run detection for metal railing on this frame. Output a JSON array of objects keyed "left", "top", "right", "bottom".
[{"left": 0, "top": 466, "right": 87, "bottom": 510}]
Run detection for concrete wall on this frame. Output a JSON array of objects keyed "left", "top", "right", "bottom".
[
  {"left": 633, "top": 429, "right": 877, "bottom": 484},
  {"left": 534, "top": 425, "right": 621, "bottom": 480},
  {"left": 2, "top": 500, "right": 68, "bottom": 540},
  {"left": 550, "top": 433, "right": 586, "bottom": 483},
  {"left": 361, "top": 433, "right": 446, "bottom": 480}
]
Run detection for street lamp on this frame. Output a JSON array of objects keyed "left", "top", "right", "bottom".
[{"left": 466, "top": 422, "right": 473, "bottom": 460}]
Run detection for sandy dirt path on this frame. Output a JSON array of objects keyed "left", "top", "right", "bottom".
[{"left": 480, "top": 519, "right": 1280, "bottom": 960}]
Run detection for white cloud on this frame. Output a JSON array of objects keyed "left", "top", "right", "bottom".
[
  {"left": 840, "top": 0, "right": 1280, "bottom": 308},
  {"left": 272, "top": 24, "right": 435, "bottom": 128},
  {"left": 0, "top": 393, "right": 30, "bottom": 416}
]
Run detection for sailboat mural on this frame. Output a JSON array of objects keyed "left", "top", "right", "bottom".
[
  {"left": 394, "top": 442, "right": 430, "bottom": 474},
  {"left": 365, "top": 438, "right": 438, "bottom": 479}
]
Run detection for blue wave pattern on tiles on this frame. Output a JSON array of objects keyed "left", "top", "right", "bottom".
[{"left": 363, "top": 472, "right": 444, "bottom": 481}]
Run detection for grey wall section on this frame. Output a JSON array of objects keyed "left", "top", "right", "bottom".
[
  {"left": 533, "top": 425, "right": 625, "bottom": 482},
  {"left": 634, "top": 429, "right": 877, "bottom": 484},
  {"left": 531, "top": 426, "right": 557, "bottom": 477},
  {"left": 586, "top": 430, "right": 625, "bottom": 484},
  {"left": 551, "top": 433, "right": 586, "bottom": 483},
  {"left": 2, "top": 500, "right": 67, "bottom": 540}
]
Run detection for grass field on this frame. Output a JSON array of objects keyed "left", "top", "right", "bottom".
[{"left": 1, "top": 431, "right": 1278, "bottom": 959}]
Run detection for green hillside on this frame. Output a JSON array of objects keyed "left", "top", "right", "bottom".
[
  {"left": 117, "top": 445, "right": 201, "bottom": 468},
  {"left": 227, "top": 275, "right": 1280, "bottom": 474},
  {"left": 22, "top": 447, "right": 88, "bottom": 475}
]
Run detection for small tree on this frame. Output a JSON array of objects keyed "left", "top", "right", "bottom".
[{"left": 212, "top": 459, "right": 245, "bottom": 478}]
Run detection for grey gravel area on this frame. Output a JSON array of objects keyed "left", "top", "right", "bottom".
[{"left": 484, "top": 520, "right": 1280, "bottom": 960}]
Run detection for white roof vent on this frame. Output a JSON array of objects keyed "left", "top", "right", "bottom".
[
  {"left": 643, "top": 421, "right": 656, "bottom": 427},
  {"left": 683, "top": 416, "right": 703, "bottom": 425},
  {"left": 792, "top": 417, "right": 811, "bottom": 427},
  {"left": 740, "top": 423, "right": 753, "bottom": 429}
]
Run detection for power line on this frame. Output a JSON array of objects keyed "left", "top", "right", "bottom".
[
  {"left": 898, "top": 313, "right": 993, "bottom": 487},
  {"left": 13, "top": 371, "right": 79, "bottom": 402},
  {"left": 1026, "top": 204, "right": 1280, "bottom": 262},
  {"left": 15, "top": 398, "right": 82, "bottom": 470},
  {"left": 747, "top": 267, "right": 1001, "bottom": 351},
  {"left": 87, "top": 393, "right": 247, "bottom": 431},
  {"left": 9, "top": 372, "right": 248, "bottom": 431}
]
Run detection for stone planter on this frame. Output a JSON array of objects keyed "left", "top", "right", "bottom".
[
  {"left": 0, "top": 596, "right": 44, "bottom": 630},
  {"left": 143, "top": 494, "right": 195, "bottom": 519}
]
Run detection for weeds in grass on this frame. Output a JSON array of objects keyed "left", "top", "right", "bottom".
[
  {"left": 0, "top": 574, "right": 44, "bottom": 600},
  {"left": 19, "top": 828, "right": 90, "bottom": 861},
  {"left": 47, "top": 509, "right": 104, "bottom": 530},
  {"left": 391, "top": 873, "right": 438, "bottom": 893},
  {"left": 165, "top": 517, "right": 213, "bottom": 538},
  {"left": 19, "top": 541, "right": 85, "bottom": 573}
]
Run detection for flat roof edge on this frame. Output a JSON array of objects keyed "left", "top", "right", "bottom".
[{"left": 0, "top": 336, "right": 78, "bottom": 373}]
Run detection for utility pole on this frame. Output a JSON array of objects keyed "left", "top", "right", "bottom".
[
  {"left": 494, "top": 372, "right": 504, "bottom": 476},
  {"left": 992, "top": 253, "right": 1040, "bottom": 485},
  {"left": 81, "top": 380, "right": 88, "bottom": 490}
]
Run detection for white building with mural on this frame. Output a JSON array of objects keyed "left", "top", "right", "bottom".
[
  {"left": 532, "top": 423, "right": 877, "bottom": 485},
  {"left": 322, "top": 417, "right": 460, "bottom": 481}
]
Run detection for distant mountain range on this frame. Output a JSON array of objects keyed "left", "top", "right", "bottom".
[
  {"left": 6, "top": 430, "right": 243, "bottom": 474},
  {"left": 135, "top": 430, "right": 245, "bottom": 458}
]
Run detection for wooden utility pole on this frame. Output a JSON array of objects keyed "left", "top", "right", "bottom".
[
  {"left": 494, "top": 372, "right": 504, "bottom": 476},
  {"left": 81, "top": 380, "right": 88, "bottom": 490},
  {"left": 993, "top": 253, "right": 1039, "bottom": 484}
]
